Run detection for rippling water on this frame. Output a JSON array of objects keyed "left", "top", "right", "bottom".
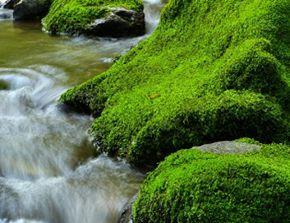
[{"left": 0, "top": 0, "right": 163, "bottom": 222}]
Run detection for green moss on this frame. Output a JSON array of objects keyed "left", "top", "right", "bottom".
[
  {"left": 61, "top": 0, "right": 290, "bottom": 168},
  {"left": 42, "top": 0, "right": 143, "bottom": 34},
  {"left": 0, "top": 80, "right": 8, "bottom": 90},
  {"left": 133, "top": 142, "right": 290, "bottom": 223}
]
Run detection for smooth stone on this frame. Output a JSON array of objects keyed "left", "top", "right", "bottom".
[
  {"left": 197, "top": 141, "right": 261, "bottom": 154},
  {"left": 13, "top": 0, "right": 51, "bottom": 20},
  {"left": 86, "top": 8, "right": 145, "bottom": 38},
  {"left": 118, "top": 194, "right": 137, "bottom": 223}
]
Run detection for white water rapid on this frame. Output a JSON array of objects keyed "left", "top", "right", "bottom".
[{"left": 0, "top": 0, "right": 164, "bottom": 222}]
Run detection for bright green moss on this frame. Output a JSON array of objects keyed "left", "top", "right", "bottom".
[
  {"left": 42, "top": 0, "right": 143, "bottom": 34},
  {"left": 61, "top": 0, "right": 290, "bottom": 168},
  {"left": 133, "top": 142, "right": 290, "bottom": 223}
]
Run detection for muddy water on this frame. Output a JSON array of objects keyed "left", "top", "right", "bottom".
[{"left": 0, "top": 1, "right": 163, "bottom": 222}]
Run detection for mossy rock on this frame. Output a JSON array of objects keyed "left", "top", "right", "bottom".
[
  {"left": 42, "top": 0, "right": 144, "bottom": 36},
  {"left": 61, "top": 0, "right": 290, "bottom": 168},
  {"left": 133, "top": 142, "right": 290, "bottom": 223},
  {"left": 0, "top": 80, "right": 8, "bottom": 90}
]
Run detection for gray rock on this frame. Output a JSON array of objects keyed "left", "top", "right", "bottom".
[
  {"left": 87, "top": 8, "right": 145, "bottom": 38},
  {"left": 197, "top": 141, "right": 261, "bottom": 154},
  {"left": 13, "top": 0, "right": 51, "bottom": 20}
]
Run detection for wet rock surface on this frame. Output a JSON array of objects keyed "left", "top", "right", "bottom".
[
  {"left": 118, "top": 194, "right": 137, "bottom": 223},
  {"left": 87, "top": 8, "right": 145, "bottom": 38},
  {"left": 13, "top": 0, "right": 51, "bottom": 20},
  {"left": 1, "top": 0, "right": 20, "bottom": 9}
]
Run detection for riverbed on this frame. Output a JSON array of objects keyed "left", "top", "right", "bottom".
[{"left": 0, "top": 1, "right": 163, "bottom": 222}]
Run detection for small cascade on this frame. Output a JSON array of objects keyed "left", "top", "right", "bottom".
[
  {"left": 0, "top": 0, "right": 164, "bottom": 222},
  {"left": 0, "top": 66, "right": 143, "bottom": 223}
]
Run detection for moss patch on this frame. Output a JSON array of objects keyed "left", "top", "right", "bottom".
[
  {"left": 42, "top": 0, "right": 143, "bottom": 34},
  {"left": 133, "top": 142, "right": 290, "bottom": 223},
  {"left": 61, "top": 0, "right": 290, "bottom": 168}
]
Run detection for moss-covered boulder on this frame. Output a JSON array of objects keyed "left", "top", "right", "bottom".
[
  {"left": 42, "top": 0, "right": 145, "bottom": 37},
  {"left": 133, "top": 142, "right": 290, "bottom": 223},
  {"left": 61, "top": 0, "right": 290, "bottom": 168}
]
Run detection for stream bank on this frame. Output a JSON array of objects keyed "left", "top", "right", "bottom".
[{"left": 0, "top": 0, "right": 164, "bottom": 222}]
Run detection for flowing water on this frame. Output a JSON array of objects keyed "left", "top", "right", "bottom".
[{"left": 0, "top": 1, "right": 163, "bottom": 222}]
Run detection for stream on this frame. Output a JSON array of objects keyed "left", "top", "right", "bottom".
[{"left": 0, "top": 1, "right": 163, "bottom": 222}]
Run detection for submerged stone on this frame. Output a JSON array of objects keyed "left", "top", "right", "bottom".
[
  {"left": 0, "top": 11, "right": 12, "bottom": 19},
  {"left": 0, "top": 80, "right": 8, "bottom": 90}
]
